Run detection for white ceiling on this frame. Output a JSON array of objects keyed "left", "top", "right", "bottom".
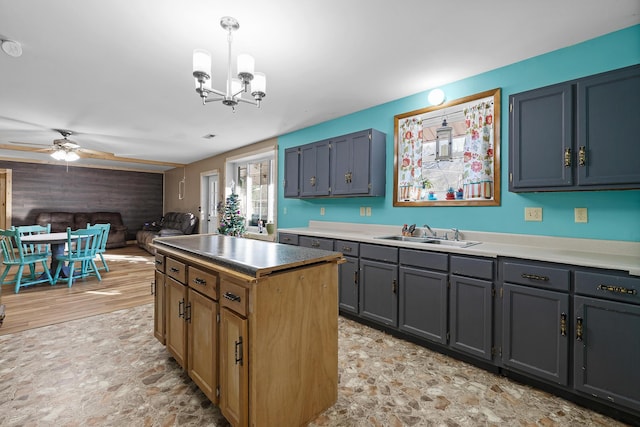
[{"left": 0, "top": 0, "right": 638, "bottom": 172}]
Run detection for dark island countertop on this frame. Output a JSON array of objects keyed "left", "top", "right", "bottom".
[{"left": 153, "top": 234, "right": 342, "bottom": 278}]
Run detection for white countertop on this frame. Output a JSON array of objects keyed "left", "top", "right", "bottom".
[{"left": 278, "top": 221, "right": 640, "bottom": 276}]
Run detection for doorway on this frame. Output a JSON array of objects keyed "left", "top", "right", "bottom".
[
  {"left": 0, "top": 169, "right": 12, "bottom": 229},
  {"left": 200, "top": 170, "right": 219, "bottom": 234}
]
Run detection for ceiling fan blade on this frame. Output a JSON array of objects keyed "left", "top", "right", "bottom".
[
  {"left": 0, "top": 143, "right": 52, "bottom": 153},
  {"left": 78, "top": 147, "right": 115, "bottom": 156},
  {"left": 9, "top": 140, "right": 52, "bottom": 147}
]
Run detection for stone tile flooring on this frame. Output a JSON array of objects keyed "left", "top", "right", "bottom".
[{"left": 0, "top": 304, "right": 632, "bottom": 426}]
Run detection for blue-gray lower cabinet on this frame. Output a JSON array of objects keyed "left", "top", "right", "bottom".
[
  {"left": 573, "top": 270, "right": 640, "bottom": 413},
  {"left": 501, "top": 259, "right": 571, "bottom": 385},
  {"left": 359, "top": 244, "right": 398, "bottom": 327},
  {"left": 298, "top": 235, "right": 333, "bottom": 251},
  {"left": 335, "top": 240, "right": 360, "bottom": 315},
  {"left": 398, "top": 248, "right": 449, "bottom": 344},
  {"left": 502, "top": 284, "right": 570, "bottom": 385}
]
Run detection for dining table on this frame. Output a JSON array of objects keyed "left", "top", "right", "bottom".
[{"left": 20, "top": 232, "right": 81, "bottom": 279}]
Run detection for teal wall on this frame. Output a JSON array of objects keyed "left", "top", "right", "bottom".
[{"left": 278, "top": 25, "right": 640, "bottom": 242}]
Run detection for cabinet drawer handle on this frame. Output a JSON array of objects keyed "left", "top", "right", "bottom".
[
  {"left": 193, "top": 277, "right": 207, "bottom": 286},
  {"left": 576, "top": 317, "right": 583, "bottom": 341},
  {"left": 392, "top": 279, "right": 397, "bottom": 294},
  {"left": 354, "top": 270, "right": 358, "bottom": 285},
  {"left": 342, "top": 246, "right": 352, "bottom": 252},
  {"left": 235, "top": 337, "right": 244, "bottom": 366},
  {"left": 311, "top": 241, "right": 320, "bottom": 248},
  {"left": 597, "top": 284, "right": 637, "bottom": 295},
  {"left": 564, "top": 148, "right": 571, "bottom": 167},
  {"left": 560, "top": 312, "right": 567, "bottom": 336},
  {"left": 224, "top": 292, "right": 241, "bottom": 303},
  {"left": 150, "top": 280, "right": 155, "bottom": 295},
  {"left": 186, "top": 303, "right": 192, "bottom": 323},
  {"left": 521, "top": 273, "right": 549, "bottom": 281},
  {"left": 310, "top": 176, "right": 316, "bottom": 187},
  {"left": 578, "top": 146, "right": 586, "bottom": 166},
  {"left": 155, "top": 259, "right": 163, "bottom": 265},
  {"left": 170, "top": 267, "right": 180, "bottom": 273}
]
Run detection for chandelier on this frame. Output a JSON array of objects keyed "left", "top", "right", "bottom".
[{"left": 192, "top": 16, "right": 266, "bottom": 111}]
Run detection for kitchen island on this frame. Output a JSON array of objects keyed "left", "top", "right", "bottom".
[{"left": 152, "top": 234, "right": 342, "bottom": 427}]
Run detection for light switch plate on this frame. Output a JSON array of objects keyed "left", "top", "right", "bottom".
[
  {"left": 525, "top": 207, "right": 543, "bottom": 222},
  {"left": 360, "top": 206, "right": 365, "bottom": 216},
  {"left": 575, "top": 207, "right": 588, "bottom": 223},
  {"left": 366, "top": 207, "right": 372, "bottom": 216},
  {"left": 320, "top": 207, "right": 325, "bottom": 216}
]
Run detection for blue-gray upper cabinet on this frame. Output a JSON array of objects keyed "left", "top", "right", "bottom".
[
  {"left": 299, "top": 139, "right": 331, "bottom": 197},
  {"left": 509, "top": 64, "right": 640, "bottom": 192},
  {"left": 283, "top": 147, "right": 300, "bottom": 198},
  {"left": 330, "top": 129, "right": 386, "bottom": 197}
]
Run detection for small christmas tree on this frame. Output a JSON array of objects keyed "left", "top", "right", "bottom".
[{"left": 218, "top": 193, "right": 246, "bottom": 236}]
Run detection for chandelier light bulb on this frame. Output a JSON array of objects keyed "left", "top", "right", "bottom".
[
  {"left": 237, "top": 54, "right": 255, "bottom": 80},
  {"left": 251, "top": 72, "right": 266, "bottom": 96},
  {"left": 193, "top": 49, "right": 212, "bottom": 76}
]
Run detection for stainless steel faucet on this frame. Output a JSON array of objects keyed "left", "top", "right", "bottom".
[
  {"left": 451, "top": 228, "right": 460, "bottom": 241},
  {"left": 422, "top": 224, "right": 437, "bottom": 238}
]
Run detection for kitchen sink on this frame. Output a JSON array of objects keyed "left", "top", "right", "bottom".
[{"left": 374, "top": 235, "right": 480, "bottom": 248}]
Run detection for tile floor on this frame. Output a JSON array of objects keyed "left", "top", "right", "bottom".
[{"left": 0, "top": 304, "right": 633, "bottom": 426}]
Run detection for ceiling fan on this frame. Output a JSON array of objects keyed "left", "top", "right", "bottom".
[{"left": 2, "top": 128, "right": 184, "bottom": 168}]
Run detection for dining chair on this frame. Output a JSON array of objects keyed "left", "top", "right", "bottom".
[
  {"left": 86, "top": 223, "right": 110, "bottom": 272},
  {"left": 53, "top": 227, "right": 102, "bottom": 287},
  {"left": 0, "top": 228, "right": 54, "bottom": 293},
  {"left": 16, "top": 224, "right": 52, "bottom": 279}
]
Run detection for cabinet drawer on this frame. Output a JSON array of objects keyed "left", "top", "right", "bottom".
[
  {"left": 299, "top": 236, "right": 334, "bottom": 251},
  {"left": 399, "top": 249, "right": 448, "bottom": 271},
  {"left": 451, "top": 255, "right": 494, "bottom": 280},
  {"left": 166, "top": 257, "right": 186, "bottom": 284},
  {"left": 220, "top": 278, "right": 248, "bottom": 317},
  {"left": 360, "top": 244, "right": 398, "bottom": 263},
  {"left": 154, "top": 253, "right": 165, "bottom": 273},
  {"left": 278, "top": 232, "right": 299, "bottom": 245},
  {"left": 575, "top": 270, "right": 640, "bottom": 304},
  {"left": 334, "top": 240, "right": 359, "bottom": 256},
  {"left": 188, "top": 266, "right": 218, "bottom": 300},
  {"left": 502, "top": 260, "right": 570, "bottom": 292}
]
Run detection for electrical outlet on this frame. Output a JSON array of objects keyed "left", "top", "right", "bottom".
[
  {"left": 360, "top": 206, "right": 365, "bottom": 216},
  {"left": 575, "top": 207, "right": 588, "bottom": 223},
  {"left": 525, "top": 207, "right": 543, "bottom": 222},
  {"left": 283, "top": 207, "right": 287, "bottom": 215},
  {"left": 366, "top": 207, "right": 372, "bottom": 216},
  {"left": 320, "top": 207, "right": 325, "bottom": 216}
]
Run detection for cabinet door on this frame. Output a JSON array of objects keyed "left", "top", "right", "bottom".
[
  {"left": 165, "top": 277, "right": 187, "bottom": 369},
  {"left": 187, "top": 289, "right": 218, "bottom": 404},
  {"left": 300, "top": 140, "right": 330, "bottom": 197},
  {"left": 502, "top": 284, "right": 569, "bottom": 385},
  {"left": 338, "top": 255, "right": 359, "bottom": 314},
  {"left": 283, "top": 147, "right": 300, "bottom": 198},
  {"left": 399, "top": 266, "right": 448, "bottom": 344},
  {"left": 331, "top": 130, "right": 373, "bottom": 196},
  {"left": 360, "top": 259, "right": 398, "bottom": 326},
  {"left": 574, "top": 295, "right": 640, "bottom": 412},
  {"left": 509, "top": 83, "right": 573, "bottom": 190},
  {"left": 576, "top": 65, "right": 640, "bottom": 187},
  {"left": 449, "top": 275, "right": 493, "bottom": 360},
  {"left": 220, "top": 307, "right": 249, "bottom": 427},
  {"left": 153, "top": 270, "right": 166, "bottom": 344}
]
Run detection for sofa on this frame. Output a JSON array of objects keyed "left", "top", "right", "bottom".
[
  {"left": 136, "top": 212, "right": 198, "bottom": 254},
  {"left": 34, "top": 211, "right": 128, "bottom": 248}
]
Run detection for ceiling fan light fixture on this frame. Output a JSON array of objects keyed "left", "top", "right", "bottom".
[
  {"left": 51, "top": 148, "right": 79, "bottom": 162},
  {"left": 51, "top": 149, "right": 66, "bottom": 161},
  {"left": 65, "top": 151, "right": 80, "bottom": 162}
]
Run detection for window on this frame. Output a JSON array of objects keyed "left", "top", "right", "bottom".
[{"left": 225, "top": 149, "right": 276, "bottom": 232}]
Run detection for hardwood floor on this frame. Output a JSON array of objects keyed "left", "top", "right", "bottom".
[{"left": 0, "top": 243, "right": 155, "bottom": 335}]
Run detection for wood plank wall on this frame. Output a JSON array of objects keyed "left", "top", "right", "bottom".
[{"left": 0, "top": 161, "right": 163, "bottom": 239}]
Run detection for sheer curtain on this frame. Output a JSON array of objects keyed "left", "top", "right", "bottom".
[{"left": 463, "top": 100, "right": 494, "bottom": 199}]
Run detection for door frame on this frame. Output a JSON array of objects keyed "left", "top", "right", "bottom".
[
  {"left": 0, "top": 169, "right": 12, "bottom": 229},
  {"left": 200, "top": 169, "right": 220, "bottom": 234}
]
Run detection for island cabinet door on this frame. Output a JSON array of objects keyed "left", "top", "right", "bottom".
[
  {"left": 165, "top": 277, "right": 188, "bottom": 369},
  {"left": 153, "top": 269, "right": 166, "bottom": 345},
  {"left": 187, "top": 288, "right": 219, "bottom": 404},
  {"left": 220, "top": 307, "right": 248, "bottom": 427}
]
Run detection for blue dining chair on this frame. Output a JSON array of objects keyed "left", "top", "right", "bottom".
[
  {"left": 86, "top": 223, "right": 110, "bottom": 272},
  {"left": 16, "top": 224, "right": 52, "bottom": 279},
  {"left": 53, "top": 227, "right": 102, "bottom": 287},
  {"left": 0, "top": 228, "right": 54, "bottom": 293}
]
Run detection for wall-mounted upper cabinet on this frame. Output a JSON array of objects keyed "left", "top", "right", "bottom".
[
  {"left": 284, "top": 128, "right": 386, "bottom": 198},
  {"left": 509, "top": 64, "right": 640, "bottom": 192}
]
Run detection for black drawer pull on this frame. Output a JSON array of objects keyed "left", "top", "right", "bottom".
[
  {"left": 521, "top": 273, "right": 549, "bottom": 281},
  {"left": 224, "top": 292, "right": 241, "bottom": 302},
  {"left": 170, "top": 267, "right": 180, "bottom": 273},
  {"left": 155, "top": 259, "right": 163, "bottom": 265},
  {"left": 193, "top": 277, "right": 207, "bottom": 286},
  {"left": 235, "top": 337, "right": 244, "bottom": 365},
  {"left": 178, "top": 299, "right": 185, "bottom": 318},
  {"left": 597, "top": 284, "right": 637, "bottom": 295}
]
